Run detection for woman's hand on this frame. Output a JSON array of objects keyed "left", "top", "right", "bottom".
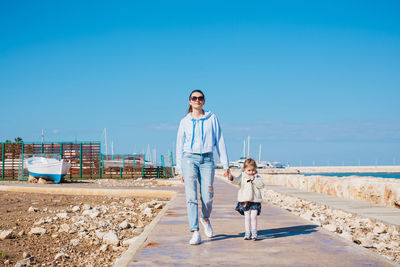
[
  {"left": 224, "top": 169, "right": 232, "bottom": 180},
  {"left": 178, "top": 174, "right": 184, "bottom": 183}
]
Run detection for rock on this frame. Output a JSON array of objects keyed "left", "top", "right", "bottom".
[
  {"left": 29, "top": 227, "right": 46, "bottom": 235},
  {"left": 34, "top": 218, "right": 46, "bottom": 225},
  {"left": 124, "top": 199, "right": 134, "bottom": 206},
  {"left": 82, "top": 204, "right": 91, "bottom": 210},
  {"left": 54, "top": 252, "right": 69, "bottom": 260},
  {"left": 99, "top": 244, "right": 108, "bottom": 252},
  {"left": 112, "top": 245, "right": 122, "bottom": 252},
  {"left": 95, "top": 230, "right": 106, "bottom": 239},
  {"left": 300, "top": 210, "right": 313, "bottom": 221},
  {"left": 99, "top": 221, "right": 109, "bottom": 229},
  {"left": 82, "top": 209, "right": 100, "bottom": 218},
  {"left": 324, "top": 224, "right": 337, "bottom": 232},
  {"left": 28, "top": 206, "right": 39, "bottom": 212},
  {"left": 376, "top": 242, "right": 387, "bottom": 251},
  {"left": 18, "top": 230, "right": 25, "bottom": 237},
  {"left": 373, "top": 225, "right": 386, "bottom": 234},
  {"left": 70, "top": 239, "right": 80, "bottom": 246},
  {"left": 14, "top": 257, "right": 33, "bottom": 267},
  {"left": 341, "top": 232, "right": 353, "bottom": 241},
  {"left": 22, "top": 252, "right": 30, "bottom": 258},
  {"left": 60, "top": 224, "right": 70, "bottom": 232},
  {"left": 143, "top": 208, "right": 153, "bottom": 217},
  {"left": 359, "top": 238, "right": 373, "bottom": 248},
  {"left": 122, "top": 236, "right": 138, "bottom": 247},
  {"left": 102, "top": 230, "right": 119, "bottom": 245},
  {"left": 28, "top": 175, "right": 38, "bottom": 183},
  {"left": 38, "top": 178, "right": 50, "bottom": 184},
  {"left": 154, "top": 203, "right": 163, "bottom": 209},
  {"left": 51, "top": 233, "right": 59, "bottom": 238},
  {"left": 132, "top": 228, "right": 143, "bottom": 235},
  {"left": 390, "top": 241, "right": 399, "bottom": 248},
  {"left": 57, "top": 213, "right": 69, "bottom": 219},
  {"left": 71, "top": 206, "right": 80, "bottom": 212},
  {"left": 0, "top": 229, "right": 13, "bottom": 240},
  {"left": 119, "top": 220, "right": 130, "bottom": 229}
]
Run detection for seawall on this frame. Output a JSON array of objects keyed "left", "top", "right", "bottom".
[{"left": 228, "top": 169, "right": 400, "bottom": 208}]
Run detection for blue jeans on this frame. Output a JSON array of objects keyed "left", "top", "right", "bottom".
[{"left": 182, "top": 152, "right": 215, "bottom": 232}]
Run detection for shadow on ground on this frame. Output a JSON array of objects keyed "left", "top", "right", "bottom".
[{"left": 209, "top": 224, "right": 318, "bottom": 242}]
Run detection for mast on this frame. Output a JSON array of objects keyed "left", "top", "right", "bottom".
[
  {"left": 104, "top": 128, "right": 108, "bottom": 155},
  {"left": 258, "top": 144, "right": 261, "bottom": 162},
  {"left": 242, "top": 140, "right": 246, "bottom": 158},
  {"left": 247, "top": 136, "right": 250, "bottom": 158},
  {"left": 41, "top": 129, "right": 44, "bottom": 142}
]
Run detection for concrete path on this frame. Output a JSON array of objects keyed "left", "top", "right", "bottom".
[{"left": 129, "top": 176, "right": 395, "bottom": 266}]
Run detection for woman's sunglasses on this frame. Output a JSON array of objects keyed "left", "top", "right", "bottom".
[{"left": 191, "top": 96, "right": 204, "bottom": 101}]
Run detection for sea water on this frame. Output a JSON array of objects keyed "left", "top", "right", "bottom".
[{"left": 302, "top": 173, "right": 400, "bottom": 179}]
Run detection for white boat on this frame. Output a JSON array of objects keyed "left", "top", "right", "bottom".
[{"left": 24, "top": 156, "right": 71, "bottom": 183}]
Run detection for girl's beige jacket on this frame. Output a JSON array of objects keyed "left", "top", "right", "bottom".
[{"left": 231, "top": 172, "right": 264, "bottom": 203}]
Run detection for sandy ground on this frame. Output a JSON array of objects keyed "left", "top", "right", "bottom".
[{"left": 0, "top": 180, "right": 172, "bottom": 266}]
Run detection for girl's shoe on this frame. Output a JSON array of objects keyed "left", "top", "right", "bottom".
[
  {"left": 244, "top": 232, "right": 251, "bottom": 240},
  {"left": 251, "top": 230, "right": 258, "bottom": 240},
  {"left": 189, "top": 231, "right": 201, "bottom": 245}
]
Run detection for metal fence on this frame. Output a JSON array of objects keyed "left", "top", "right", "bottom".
[{"left": 0, "top": 142, "right": 172, "bottom": 181}]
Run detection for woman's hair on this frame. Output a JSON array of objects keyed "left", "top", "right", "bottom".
[
  {"left": 243, "top": 158, "right": 257, "bottom": 170},
  {"left": 187, "top": 89, "right": 205, "bottom": 113}
]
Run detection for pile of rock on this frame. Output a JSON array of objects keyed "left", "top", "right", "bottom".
[
  {"left": 1, "top": 198, "right": 166, "bottom": 266},
  {"left": 262, "top": 189, "right": 400, "bottom": 264}
]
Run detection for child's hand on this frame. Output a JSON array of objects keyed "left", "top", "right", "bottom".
[{"left": 224, "top": 169, "right": 233, "bottom": 180}]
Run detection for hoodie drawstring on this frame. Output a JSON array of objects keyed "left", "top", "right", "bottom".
[
  {"left": 190, "top": 119, "right": 205, "bottom": 154},
  {"left": 201, "top": 120, "right": 204, "bottom": 154},
  {"left": 190, "top": 119, "right": 196, "bottom": 149}
]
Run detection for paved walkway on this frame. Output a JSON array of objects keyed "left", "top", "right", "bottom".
[{"left": 129, "top": 176, "right": 395, "bottom": 266}]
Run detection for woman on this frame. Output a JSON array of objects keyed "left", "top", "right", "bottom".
[{"left": 176, "top": 89, "right": 231, "bottom": 245}]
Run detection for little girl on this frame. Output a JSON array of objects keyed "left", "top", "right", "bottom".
[{"left": 230, "top": 158, "right": 264, "bottom": 240}]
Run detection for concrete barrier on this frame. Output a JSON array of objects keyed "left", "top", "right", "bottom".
[{"left": 224, "top": 170, "right": 400, "bottom": 208}]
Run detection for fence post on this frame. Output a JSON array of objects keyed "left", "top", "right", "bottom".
[
  {"left": 161, "top": 155, "right": 165, "bottom": 177},
  {"left": 142, "top": 154, "right": 146, "bottom": 178},
  {"left": 21, "top": 143, "right": 24, "bottom": 181},
  {"left": 2, "top": 143, "right": 5, "bottom": 180},
  {"left": 79, "top": 143, "right": 83, "bottom": 179}
]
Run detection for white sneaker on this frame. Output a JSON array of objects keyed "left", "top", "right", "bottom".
[
  {"left": 189, "top": 231, "right": 201, "bottom": 245},
  {"left": 201, "top": 219, "right": 213, "bottom": 238}
]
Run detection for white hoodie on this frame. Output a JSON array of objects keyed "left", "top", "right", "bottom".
[{"left": 176, "top": 111, "right": 229, "bottom": 174}]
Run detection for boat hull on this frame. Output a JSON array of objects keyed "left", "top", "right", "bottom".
[{"left": 25, "top": 157, "right": 71, "bottom": 184}]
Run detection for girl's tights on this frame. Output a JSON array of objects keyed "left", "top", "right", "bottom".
[{"left": 244, "top": 210, "right": 258, "bottom": 233}]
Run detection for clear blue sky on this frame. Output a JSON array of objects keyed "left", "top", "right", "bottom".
[{"left": 1, "top": 0, "right": 399, "bottom": 166}]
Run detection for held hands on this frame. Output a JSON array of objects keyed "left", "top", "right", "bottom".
[
  {"left": 179, "top": 169, "right": 232, "bottom": 183},
  {"left": 224, "top": 169, "right": 233, "bottom": 181}
]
